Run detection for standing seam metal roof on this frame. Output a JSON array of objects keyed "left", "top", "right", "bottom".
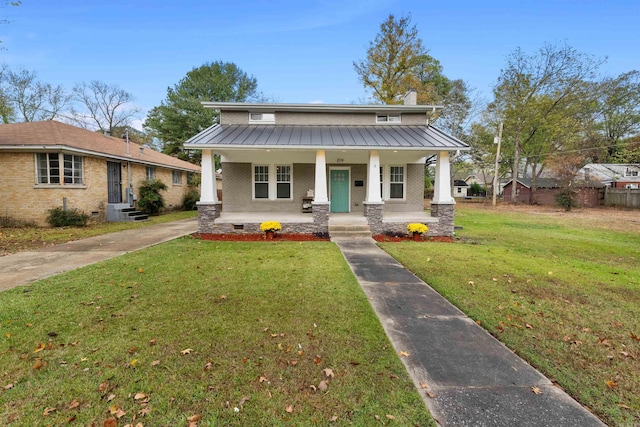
[{"left": 184, "top": 124, "right": 469, "bottom": 150}]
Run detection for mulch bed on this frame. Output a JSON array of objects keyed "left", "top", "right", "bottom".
[{"left": 196, "top": 233, "right": 454, "bottom": 243}]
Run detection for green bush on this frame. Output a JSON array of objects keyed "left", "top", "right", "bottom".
[
  {"left": 46, "top": 207, "right": 90, "bottom": 227},
  {"left": 183, "top": 190, "right": 200, "bottom": 211},
  {"left": 138, "top": 179, "right": 168, "bottom": 215},
  {"left": 555, "top": 188, "right": 578, "bottom": 211}
]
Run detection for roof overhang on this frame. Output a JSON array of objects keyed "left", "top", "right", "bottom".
[{"left": 201, "top": 102, "right": 443, "bottom": 114}]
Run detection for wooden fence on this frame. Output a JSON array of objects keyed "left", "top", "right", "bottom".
[{"left": 603, "top": 187, "right": 640, "bottom": 208}]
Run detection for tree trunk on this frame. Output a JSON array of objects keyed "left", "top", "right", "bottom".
[{"left": 511, "top": 136, "right": 520, "bottom": 204}]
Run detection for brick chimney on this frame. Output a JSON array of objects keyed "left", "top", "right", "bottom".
[{"left": 403, "top": 89, "right": 417, "bottom": 106}]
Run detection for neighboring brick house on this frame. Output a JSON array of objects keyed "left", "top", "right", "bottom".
[
  {"left": 503, "top": 178, "right": 602, "bottom": 207},
  {"left": 577, "top": 163, "right": 640, "bottom": 189},
  {"left": 0, "top": 120, "right": 201, "bottom": 226},
  {"left": 183, "top": 91, "right": 470, "bottom": 237}
]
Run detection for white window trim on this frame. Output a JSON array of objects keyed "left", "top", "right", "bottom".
[
  {"left": 34, "top": 153, "right": 85, "bottom": 187},
  {"left": 252, "top": 163, "right": 293, "bottom": 200},
  {"left": 381, "top": 164, "right": 406, "bottom": 200},
  {"left": 376, "top": 114, "right": 402, "bottom": 124},
  {"left": 249, "top": 112, "right": 276, "bottom": 124}
]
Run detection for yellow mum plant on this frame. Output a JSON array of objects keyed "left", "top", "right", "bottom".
[
  {"left": 407, "top": 223, "right": 428, "bottom": 235},
  {"left": 260, "top": 221, "right": 282, "bottom": 233}
]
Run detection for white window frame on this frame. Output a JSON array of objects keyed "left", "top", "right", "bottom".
[
  {"left": 35, "top": 153, "right": 84, "bottom": 186},
  {"left": 172, "top": 170, "right": 182, "bottom": 185},
  {"left": 146, "top": 166, "right": 156, "bottom": 180},
  {"left": 249, "top": 112, "right": 276, "bottom": 124},
  {"left": 376, "top": 114, "right": 401, "bottom": 124},
  {"left": 625, "top": 168, "right": 638, "bottom": 177},
  {"left": 381, "top": 165, "right": 406, "bottom": 200},
  {"left": 252, "top": 164, "right": 292, "bottom": 200}
]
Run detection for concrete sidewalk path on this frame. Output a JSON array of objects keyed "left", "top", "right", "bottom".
[
  {"left": 334, "top": 237, "right": 605, "bottom": 427},
  {"left": 0, "top": 218, "right": 197, "bottom": 292}
]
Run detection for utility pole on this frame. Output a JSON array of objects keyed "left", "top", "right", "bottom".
[{"left": 492, "top": 122, "right": 503, "bottom": 207}]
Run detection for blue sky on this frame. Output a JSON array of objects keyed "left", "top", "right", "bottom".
[{"left": 1, "top": 0, "right": 639, "bottom": 128}]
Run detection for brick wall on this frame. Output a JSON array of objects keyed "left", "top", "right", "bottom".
[
  {"left": 0, "top": 152, "right": 196, "bottom": 226},
  {"left": 383, "top": 163, "right": 425, "bottom": 212}
]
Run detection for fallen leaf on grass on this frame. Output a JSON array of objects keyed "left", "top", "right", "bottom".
[
  {"left": 204, "top": 362, "right": 212, "bottom": 371},
  {"left": 149, "top": 339, "right": 157, "bottom": 346},
  {"left": 103, "top": 418, "right": 117, "bottom": 427},
  {"left": 42, "top": 406, "right": 56, "bottom": 416},
  {"left": 139, "top": 407, "right": 151, "bottom": 416},
  {"left": 606, "top": 380, "right": 618, "bottom": 389},
  {"left": 4, "top": 383, "right": 14, "bottom": 390},
  {"left": 68, "top": 399, "right": 80, "bottom": 409},
  {"left": 258, "top": 376, "right": 268, "bottom": 383},
  {"left": 425, "top": 391, "right": 436, "bottom": 398},
  {"left": 318, "top": 380, "right": 328, "bottom": 391},
  {"left": 107, "top": 394, "right": 116, "bottom": 402},
  {"left": 33, "top": 358, "right": 46, "bottom": 370},
  {"left": 617, "top": 403, "right": 631, "bottom": 410},
  {"left": 34, "top": 343, "right": 46, "bottom": 353},
  {"left": 285, "top": 405, "right": 293, "bottom": 413},
  {"left": 313, "top": 355, "right": 322, "bottom": 364},
  {"left": 134, "top": 392, "right": 147, "bottom": 400},
  {"left": 386, "top": 414, "right": 396, "bottom": 420},
  {"left": 98, "top": 381, "right": 109, "bottom": 393},
  {"left": 531, "top": 386, "right": 543, "bottom": 395},
  {"left": 151, "top": 360, "right": 160, "bottom": 366},
  {"left": 323, "top": 368, "right": 334, "bottom": 378},
  {"left": 525, "top": 323, "right": 534, "bottom": 329},
  {"left": 188, "top": 414, "right": 202, "bottom": 423},
  {"left": 239, "top": 396, "right": 250, "bottom": 407},
  {"left": 631, "top": 332, "right": 640, "bottom": 341},
  {"left": 181, "top": 348, "right": 193, "bottom": 355}
]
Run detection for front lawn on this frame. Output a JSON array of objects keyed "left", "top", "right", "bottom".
[
  {"left": 380, "top": 204, "right": 640, "bottom": 426},
  {"left": 0, "top": 238, "right": 434, "bottom": 426}
]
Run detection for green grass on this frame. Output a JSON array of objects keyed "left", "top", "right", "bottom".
[
  {"left": 0, "top": 238, "right": 434, "bottom": 426},
  {"left": 0, "top": 210, "right": 197, "bottom": 255},
  {"left": 380, "top": 204, "right": 640, "bottom": 426}
]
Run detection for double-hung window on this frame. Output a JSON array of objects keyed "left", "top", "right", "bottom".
[
  {"left": 37, "top": 153, "right": 84, "bottom": 185},
  {"left": 146, "top": 166, "right": 156, "bottom": 180},
  {"left": 172, "top": 170, "right": 182, "bottom": 185},
  {"left": 253, "top": 164, "right": 292, "bottom": 200},
  {"left": 389, "top": 166, "right": 405, "bottom": 199}
]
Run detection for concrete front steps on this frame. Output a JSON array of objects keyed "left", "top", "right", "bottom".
[
  {"left": 328, "top": 214, "right": 372, "bottom": 240},
  {"left": 106, "top": 203, "right": 149, "bottom": 222}
]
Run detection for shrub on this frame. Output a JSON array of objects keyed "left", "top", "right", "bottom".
[
  {"left": 138, "top": 179, "right": 168, "bottom": 215},
  {"left": 407, "top": 223, "right": 428, "bottom": 235},
  {"left": 46, "top": 207, "right": 90, "bottom": 227},
  {"left": 260, "top": 221, "right": 282, "bottom": 233},
  {"left": 183, "top": 190, "right": 200, "bottom": 211},
  {"left": 555, "top": 188, "right": 578, "bottom": 211}
]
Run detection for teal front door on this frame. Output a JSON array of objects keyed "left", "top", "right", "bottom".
[{"left": 330, "top": 169, "right": 349, "bottom": 213}]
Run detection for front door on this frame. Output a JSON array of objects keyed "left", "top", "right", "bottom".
[
  {"left": 330, "top": 169, "right": 350, "bottom": 213},
  {"left": 107, "top": 161, "right": 122, "bottom": 203}
]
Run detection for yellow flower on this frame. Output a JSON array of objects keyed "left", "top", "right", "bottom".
[
  {"left": 407, "top": 223, "right": 428, "bottom": 235},
  {"left": 260, "top": 221, "right": 282, "bottom": 233}
]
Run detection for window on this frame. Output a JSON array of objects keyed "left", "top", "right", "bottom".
[
  {"left": 276, "top": 165, "right": 291, "bottom": 199},
  {"left": 625, "top": 168, "right": 639, "bottom": 177},
  {"left": 37, "top": 153, "right": 83, "bottom": 185},
  {"left": 389, "top": 166, "right": 405, "bottom": 199},
  {"left": 146, "top": 166, "right": 156, "bottom": 180},
  {"left": 254, "top": 165, "right": 269, "bottom": 199},
  {"left": 253, "top": 164, "right": 292, "bottom": 200},
  {"left": 379, "top": 166, "right": 384, "bottom": 197},
  {"left": 172, "top": 170, "right": 182, "bottom": 185},
  {"left": 249, "top": 112, "right": 275, "bottom": 124},
  {"left": 376, "top": 114, "right": 401, "bottom": 123}
]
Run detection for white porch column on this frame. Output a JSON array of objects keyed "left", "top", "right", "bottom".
[
  {"left": 314, "top": 150, "right": 328, "bottom": 203},
  {"left": 366, "top": 150, "right": 382, "bottom": 203},
  {"left": 199, "top": 149, "right": 218, "bottom": 203},
  {"left": 433, "top": 151, "right": 455, "bottom": 204}
]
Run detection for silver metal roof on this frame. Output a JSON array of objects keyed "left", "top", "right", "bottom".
[{"left": 184, "top": 124, "right": 469, "bottom": 151}]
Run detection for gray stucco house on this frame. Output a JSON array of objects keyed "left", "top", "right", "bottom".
[{"left": 184, "top": 91, "right": 469, "bottom": 237}]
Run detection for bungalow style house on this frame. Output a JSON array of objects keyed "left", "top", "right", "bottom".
[
  {"left": 183, "top": 91, "right": 470, "bottom": 237},
  {"left": 577, "top": 163, "right": 640, "bottom": 189},
  {"left": 0, "top": 120, "right": 201, "bottom": 226}
]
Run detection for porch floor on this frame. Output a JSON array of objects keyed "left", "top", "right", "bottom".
[{"left": 214, "top": 211, "right": 437, "bottom": 225}]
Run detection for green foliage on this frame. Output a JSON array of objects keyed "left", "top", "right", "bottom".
[
  {"left": 555, "top": 188, "right": 578, "bottom": 211},
  {"left": 468, "top": 182, "right": 486, "bottom": 197},
  {"left": 353, "top": 14, "right": 449, "bottom": 105},
  {"left": 182, "top": 189, "right": 199, "bottom": 211},
  {"left": 46, "top": 206, "right": 89, "bottom": 227},
  {"left": 144, "top": 61, "right": 259, "bottom": 162},
  {"left": 137, "top": 179, "right": 168, "bottom": 215}
]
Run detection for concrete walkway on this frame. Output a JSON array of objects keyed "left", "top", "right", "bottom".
[
  {"left": 0, "top": 218, "right": 197, "bottom": 292},
  {"left": 333, "top": 237, "right": 605, "bottom": 427}
]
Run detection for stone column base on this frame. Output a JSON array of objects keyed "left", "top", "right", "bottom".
[
  {"left": 196, "top": 202, "right": 222, "bottom": 234},
  {"left": 312, "top": 202, "right": 329, "bottom": 234},
  {"left": 364, "top": 202, "right": 384, "bottom": 235},
  {"left": 430, "top": 202, "right": 455, "bottom": 236}
]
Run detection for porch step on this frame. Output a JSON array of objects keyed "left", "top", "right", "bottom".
[
  {"left": 328, "top": 224, "right": 372, "bottom": 239},
  {"left": 106, "top": 204, "right": 149, "bottom": 222}
]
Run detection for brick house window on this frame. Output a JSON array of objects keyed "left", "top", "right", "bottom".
[
  {"left": 36, "top": 153, "right": 83, "bottom": 185},
  {"left": 146, "top": 166, "right": 156, "bottom": 180},
  {"left": 389, "top": 166, "right": 405, "bottom": 199},
  {"left": 254, "top": 165, "right": 269, "bottom": 199},
  {"left": 172, "top": 170, "right": 182, "bottom": 185},
  {"left": 253, "top": 164, "right": 292, "bottom": 200}
]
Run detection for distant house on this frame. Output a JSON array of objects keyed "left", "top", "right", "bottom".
[
  {"left": 577, "top": 163, "right": 640, "bottom": 189},
  {"left": 0, "top": 121, "right": 201, "bottom": 226},
  {"left": 453, "top": 180, "right": 469, "bottom": 198},
  {"left": 184, "top": 91, "right": 470, "bottom": 237},
  {"left": 503, "top": 178, "right": 601, "bottom": 207}
]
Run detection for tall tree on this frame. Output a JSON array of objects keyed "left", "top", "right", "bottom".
[
  {"left": 438, "top": 79, "right": 474, "bottom": 139},
  {"left": 144, "top": 61, "right": 259, "bottom": 161},
  {"left": 492, "top": 42, "right": 603, "bottom": 204},
  {"left": 353, "top": 14, "right": 448, "bottom": 105},
  {"left": 1, "top": 68, "right": 71, "bottom": 122},
  {"left": 71, "top": 80, "right": 140, "bottom": 133}
]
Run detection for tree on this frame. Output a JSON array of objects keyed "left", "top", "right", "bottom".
[
  {"left": 438, "top": 79, "right": 475, "bottom": 139},
  {"left": 492, "top": 42, "right": 603, "bottom": 204},
  {"left": 353, "top": 14, "right": 448, "bottom": 105},
  {"left": 144, "top": 61, "right": 259, "bottom": 162},
  {"left": 71, "top": 80, "right": 140, "bottom": 133},
  {"left": 1, "top": 68, "right": 71, "bottom": 122},
  {"left": 592, "top": 70, "right": 640, "bottom": 160}
]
